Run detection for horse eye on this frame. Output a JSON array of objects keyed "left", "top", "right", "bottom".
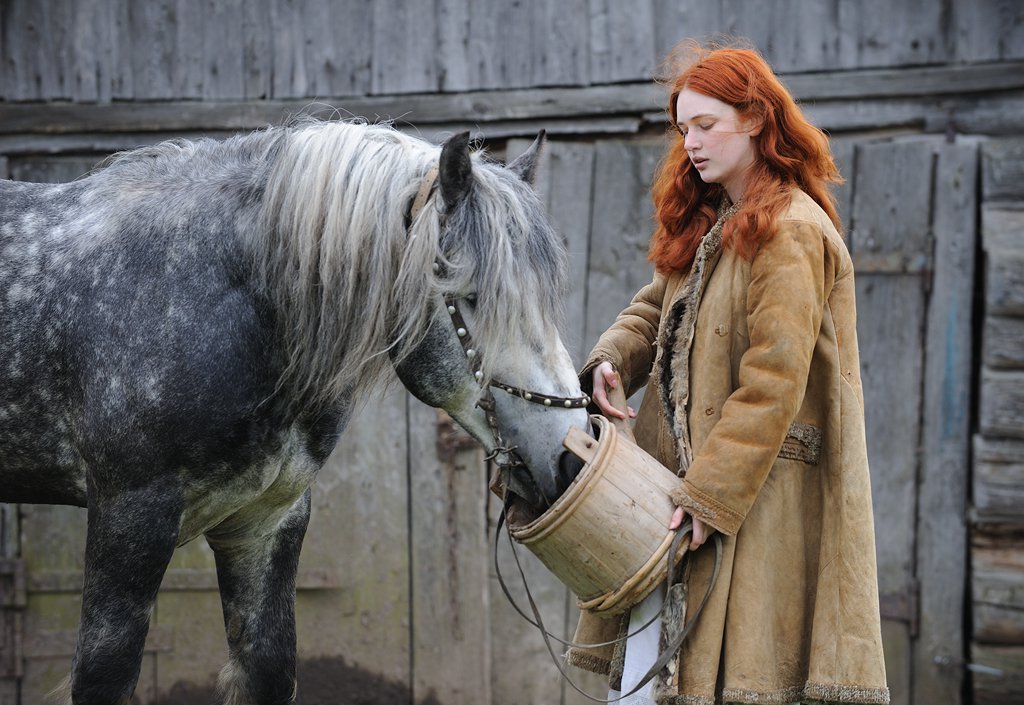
[{"left": 464, "top": 293, "right": 478, "bottom": 308}]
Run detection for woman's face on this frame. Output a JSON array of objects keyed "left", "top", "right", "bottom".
[{"left": 675, "top": 88, "right": 759, "bottom": 202}]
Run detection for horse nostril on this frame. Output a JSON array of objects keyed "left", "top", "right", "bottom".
[{"left": 556, "top": 449, "right": 584, "bottom": 494}]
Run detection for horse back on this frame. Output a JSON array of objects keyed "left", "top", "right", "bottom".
[{"left": 0, "top": 173, "right": 318, "bottom": 508}]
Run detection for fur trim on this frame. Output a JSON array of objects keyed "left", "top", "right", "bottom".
[
  {"left": 657, "top": 200, "right": 739, "bottom": 474},
  {"left": 803, "top": 681, "right": 891, "bottom": 704},
  {"left": 564, "top": 649, "right": 612, "bottom": 676},
  {"left": 653, "top": 681, "right": 891, "bottom": 705}
]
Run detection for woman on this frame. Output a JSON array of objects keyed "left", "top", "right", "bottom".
[{"left": 565, "top": 43, "right": 889, "bottom": 705}]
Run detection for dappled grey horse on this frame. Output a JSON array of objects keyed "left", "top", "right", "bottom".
[{"left": 0, "top": 121, "right": 590, "bottom": 704}]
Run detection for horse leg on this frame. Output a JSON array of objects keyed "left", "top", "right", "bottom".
[
  {"left": 71, "top": 481, "right": 184, "bottom": 704},
  {"left": 206, "top": 490, "right": 311, "bottom": 705}
]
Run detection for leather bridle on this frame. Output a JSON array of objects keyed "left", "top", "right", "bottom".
[{"left": 407, "top": 165, "right": 590, "bottom": 489}]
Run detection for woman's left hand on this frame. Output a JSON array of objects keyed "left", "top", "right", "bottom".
[{"left": 670, "top": 506, "right": 708, "bottom": 551}]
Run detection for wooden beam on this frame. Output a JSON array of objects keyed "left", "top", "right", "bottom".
[{"left": 1, "top": 61, "right": 1021, "bottom": 137}]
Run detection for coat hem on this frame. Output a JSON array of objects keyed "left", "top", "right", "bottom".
[
  {"left": 564, "top": 648, "right": 611, "bottom": 676},
  {"left": 655, "top": 681, "right": 890, "bottom": 705}
]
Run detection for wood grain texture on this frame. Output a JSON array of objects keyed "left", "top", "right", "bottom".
[
  {"left": 969, "top": 643, "right": 1024, "bottom": 705},
  {"left": 408, "top": 402, "right": 490, "bottom": 705},
  {"left": 850, "top": 139, "right": 935, "bottom": 705},
  {"left": 980, "top": 368, "right": 1024, "bottom": 439},
  {"left": 295, "top": 389, "right": 411, "bottom": 682},
  {"left": 983, "top": 315, "right": 1024, "bottom": 369},
  {"left": 982, "top": 138, "right": 1024, "bottom": 202},
  {"left": 914, "top": 141, "right": 976, "bottom": 705},
  {"left": 582, "top": 140, "right": 664, "bottom": 362},
  {"left": 974, "top": 436, "right": 1024, "bottom": 521}
]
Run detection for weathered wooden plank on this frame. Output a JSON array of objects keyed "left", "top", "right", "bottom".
[
  {"left": 830, "top": 136, "right": 857, "bottom": 233},
  {"left": 982, "top": 138, "right": 1024, "bottom": 202},
  {"left": 535, "top": 0, "right": 590, "bottom": 87},
  {"left": 836, "top": 0, "right": 951, "bottom": 69},
  {"left": 850, "top": 139, "right": 934, "bottom": 705},
  {"left": 952, "top": 0, "right": 1024, "bottom": 63},
  {"left": 488, "top": 491, "right": 573, "bottom": 705},
  {"left": 128, "top": 0, "right": 177, "bottom": 100},
  {"left": 980, "top": 368, "right": 1024, "bottom": 439},
  {"left": 408, "top": 403, "right": 490, "bottom": 705},
  {"left": 303, "top": 0, "right": 373, "bottom": 98},
  {"left": 583, "top": 140, "right": 665, "bottom": 362},
  {"left": 855, "top": 274, "right": 926, "bottom": 587},
  {"left": 200, "top": 0, "right": 245, "bottom": 100},
  {"left": 973, "top": 539, "right": 1024, "bottom": 644},
  {"left": 293, "top": 389, "right": 411, "bottom": 682},
  {"left": 850, "top": 140, "right": 934, "bottom": 255},
  {"left": 3, "top": 61, "right": 1022, "bottom": 133},
  {"left": 589, "top": 0, "right": 655, "bottom": 84},
  {"left": 986, "top": 251, "right": 1024, "bottom": 316},
  {"left": 469, "top": 0, "right": 533, "bottom": 91},
  {"left": 982, "top": 204, "right": 1024, "bottom": 254},
  {"left": 0, "top": 117, "right": 642, "bottom": 159},
  {"left": 974, "top": 436, "right": 1024, "bottom": 524},
  {"left": 268, "top": 0, "right": 309, "bottom": 98},
  {"left": 241, "top": 0, "right": 272, "bottom": 100},
  {"left": 881, "top": 620, "right": 913, "bottom": 705},
  {"left": 153, "top": 537, "right": 225, "bottom": 696},
  {"left": 914, "top": 141, "right": 976, "bottom": 705},
  {"left": 970, "top": 643, "right": 1024, "bottom": 705},
  {"left": 18, "top": 505, "right": 89, "bottom": 699},
  {"left": 983, "top": 315, "right": 1024, "bottom": 369},
  {"left": 371, "top": 0, "right": 438, "bottom": 94}
]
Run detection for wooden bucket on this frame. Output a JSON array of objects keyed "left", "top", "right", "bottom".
[{"left": 508, "top": 412, "right": 688, "bottom": 616}]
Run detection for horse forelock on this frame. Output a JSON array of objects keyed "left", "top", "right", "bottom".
[
  {"left": 438, "top": 163, "right": 569, "bottom": 383},
  {"left": 254, "top": 119, "right": 568, "bottom": 409}
]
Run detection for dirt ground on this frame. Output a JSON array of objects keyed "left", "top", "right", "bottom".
[{"left": 157, "top": 655, "right": 445, "bottom": 705}]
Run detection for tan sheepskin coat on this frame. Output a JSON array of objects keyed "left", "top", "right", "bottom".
[{"left": 567, "top": 190, "right": 889, "bottom": 705}]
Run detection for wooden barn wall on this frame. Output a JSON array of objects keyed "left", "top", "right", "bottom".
[
  {"left": 972, "top": 138, "right": 1024, "bottom": 705},
  {"left": 1, "top": 0, "right": 1023, "bottom": 102},
  {"left": 2, "top": 2, "right": 1024, "bottom": 705}
]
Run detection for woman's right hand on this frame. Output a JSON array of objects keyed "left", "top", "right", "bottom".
[{"left": 591, "top": 361, "right": 636, "bottom": 420}]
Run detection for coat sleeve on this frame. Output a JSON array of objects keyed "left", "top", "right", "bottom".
[
  {"left": 670, "top": 221, "right": 835, "bottom": 536},
  {"left": 580, "top": 271, "right": 668, "bottom": 399}
]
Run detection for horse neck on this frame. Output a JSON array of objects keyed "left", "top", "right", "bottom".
[{"left": 256, "top": 124, "right": 441, "bottom": 409}]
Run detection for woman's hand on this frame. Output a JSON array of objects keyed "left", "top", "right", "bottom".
[
  {"left": 591, "top": 361, "right": 636, "bottom": 420},
  {"left": 670, "top": 505, "right": 708, "bottom": 551}
]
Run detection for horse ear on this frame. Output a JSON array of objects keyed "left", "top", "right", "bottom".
[
  {"left": 507, "top": 130, "right": 546, "bottom": 185},
  {"left": 439, "top": 131, "right": 473, "bottom": 211}
]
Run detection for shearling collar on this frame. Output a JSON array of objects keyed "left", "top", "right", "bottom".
[{"left": 655, "top": 200, "right": 739, "bottom": 474}]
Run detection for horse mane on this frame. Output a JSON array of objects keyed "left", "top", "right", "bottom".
[{"left": 254, "top": 119, "right": 568, "bottom": 410}]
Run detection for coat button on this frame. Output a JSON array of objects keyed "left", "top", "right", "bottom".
[
  {"left": 705, "top": 407, "right": 714, "bottom": 416},
  {"left": 714, "top": 324, "right": 728, "bottom": 336}
]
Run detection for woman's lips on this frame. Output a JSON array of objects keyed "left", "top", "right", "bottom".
[{"left": 692, "top": 157, "right": 708, "bottom": 170}]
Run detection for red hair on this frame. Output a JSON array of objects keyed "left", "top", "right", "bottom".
[{"left": 649, "top": 42, "right": 842, "bottom": 273}]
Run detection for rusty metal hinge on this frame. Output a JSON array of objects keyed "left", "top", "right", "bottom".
[
  {"left": 879, "top": 579, "right": 920, "bottom": 639},
  {"left": 0, "top": 558, "right": 26, "bottom": 680}
]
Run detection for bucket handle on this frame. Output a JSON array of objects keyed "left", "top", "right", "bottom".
[
  {"left": 604, "top": 371, "right": 635, "bottom": 442},
  {"left": 495, "top": 500, "right": 723, "bottom": 703}
]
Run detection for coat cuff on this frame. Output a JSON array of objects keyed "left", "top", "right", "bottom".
[{"left": 669, "top": 480, "right": 742, "bottom": 536}]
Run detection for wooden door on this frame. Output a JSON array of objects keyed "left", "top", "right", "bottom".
[
  {"left": 499, "top": 133, "right": 978, "bottom": 705},
  {"left": 839, "top": 136, "right": 977, "bottom": 705}
]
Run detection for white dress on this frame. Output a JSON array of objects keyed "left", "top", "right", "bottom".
[{"left": 606, "top": 586, "right": 663, "bottom": 705}]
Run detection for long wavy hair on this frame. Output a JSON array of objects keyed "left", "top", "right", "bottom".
[{"left": 649, "top": 42, "right": 842, "bottom": 273}]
